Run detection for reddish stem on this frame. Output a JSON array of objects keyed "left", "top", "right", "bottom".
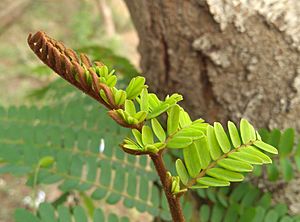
[{"left": 150, "top": 151, "right": 185, "bottom": 222}]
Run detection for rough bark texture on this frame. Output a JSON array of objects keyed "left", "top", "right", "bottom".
[
  {"left": 124, "top": 0, "right": 300, "bottom": 133},
  {"left": 124, "top": 0, "right": 300, "bottom": 216}
]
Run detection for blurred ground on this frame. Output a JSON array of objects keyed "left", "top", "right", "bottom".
[{"left": 0, "top": 0, "right": 141, "bottom": 221}]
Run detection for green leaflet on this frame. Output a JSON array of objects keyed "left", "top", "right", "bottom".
[
  {"left": 183, "top": 142, "right": 202, "bottom": 178},
  {"left": 228, "top": 152, "right": 263, "bottom": 165},
  {"left": 167, "top": 105, "right": 180, "bottom": 135},
  {"left": 179, "top": 110, "right": 192, "bottom": 128},
  {"left": 132, "top": 129, "right": 143, "bottom": 147},
  {"left": 175, "top": 159, "right": 189, "bottom": 186},
  {"left": 240, "top": 146, "right": 272, "bottom": 164},
  {"left": 197, "top": 177, "right": 230, "bottom": 187},
  {"left": 206, "top": 168, "right": 244, "bottom": 182},
  {"left": 113, "top": 89, "right": 126, "bottom": 106},
  {"left": 151, "top": 118, "right": 166, "bottom": 142},
  {"left": 195, "top": 138, "right": 211, "bottom": 169},
  {"left": 217, "top": 159, "right": 253, "bottom": 172},
  {"left": 280, "top": 158, "right": 294, "bottom": 182},
  {"left": 253, "top": 141, "right": 278, "bottom": 154},
  {"left": 123, "top": 139, "right": 140, "bottom": 150},
  {"left": 240, "top": 118, "right": 256, "bottom": 144},
  {"left": 125, "top": 76, "right": 146, "bottom": 100},
  {"left": 140, "top": 88, "right": 149, "bottom": 112},
  {"left": 278, "top": 128, "right": 294, "bottom": 157},
  {"left": 200, "top": 205, "right": 210, "bottom": 222},
  {"left": 124, "top": 100, "right": 136, "bottom": 115},
  {"left": 134, "top": 111, "right": 147, "bottom": 123},
  {"left": 148, "top": 93, "right": 161, "bottom": 110},
  {"left": 167, "top": 136, "right": 193, "bottom": 149},
  {"left": 142, "top": 126, "right": 154, "bottom": 145},
  {"left": 256, "top": 131, "right": 262, "bottom": 141},
  {"left": 175, "top": 127, "right": 204, "bottom": 139},
  {"left": 207, "top": 125, "right": 222, "bottom": 160},
  {"left": 147, "top": 103, "right": 170, "bottom": 119},
  {"left": 38, "top": 156, "right": 55, "bottom": 168},
  {"left": 171, "top": 176, "right": 180, "bottom": 193},
  {"left": 267, "top": 163, "right": 279, "bottom": 181},
  {"left": 214, "top": 122, "right": 231, "bottom": 153},
  {"left": 106, "top": 75, "right": 117, "bottom": 87},
  {"left": 228, "top": 121, "right": 241, "bottom": 147}
]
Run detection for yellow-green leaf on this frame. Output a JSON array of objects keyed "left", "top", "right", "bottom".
[
  {"left": 142, "top": 126, "right": 154, "bottom": 145},
  {"left": 167, "top": 105, "right": 180, "bottom": 135},
  {"left": 229, "top": 152, "right": 263, "bottom": 165},
  {"left": 132, "top": 129, "right": 143, "bottom": 147},
  {"left": 38, "top": 156, "right": 54, "bottom": 168},
  {"left": 254, "top": 141, "right": 278, "bottom": 154},
  {"left": 197, "top": 177, "right": 230, "bottom": 187},
  {"left": 240, "top": 118, "right": 256, "bottom": 144},
  {"left": 217, "top": 159, "right": 253, "bottom": 172},
  {"left": 125, "top": 100, "right": 136, "bottom": 115},
  {"left": 228, "top": 121, "right": 241, "bottom": 148},
  {"left": 167, "top": 136, "right": 192, "bottom": 149},
  {"left": 206, "top": 168, "right": 244, "bottom": 182},
  {"left": 179, "top": 110, "right": 192, "bottom": 128},
  {"left": 195, "top": 138, "right": 211, "bottom": 169},
  {"left": 214, "top": 122, "right": 231, "bottom": 153},
  {"left": 240, "top": 146, "right": 272, "bottom": 164},
  {"left": 151, "top": 118, "right": 166, "bottom": 142},
  {"left": 207, "top": 125, "right": 222, "bottom": 160},
  {"left": 140, "top": 88, "right": 149, "bottom": 112},
  {"left": 183, "top": 143, "right": 202, "bottom": 178},
  {"left": 175, "top": 159, "right": 189, "bottom": 186}
]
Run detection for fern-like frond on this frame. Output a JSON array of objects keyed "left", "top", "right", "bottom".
[
  {"left": 0, "top": 104, "right": 171, "bottom": 219},
  {"left": 15, "top": 203, "right": 130, "bottom": 222},
  {"left": 251, "top": 128, "right": 300, "bottom": 182},
  {"left": 175, "top": 119, "right": 277, "bottom": 189},
  {"left": 196, "top": 182, "right": 300, "bottom": 222}
]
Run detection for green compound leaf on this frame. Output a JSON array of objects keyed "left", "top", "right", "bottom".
[
  {"left": 15, "top": 203, "right": 131, "bottom": 222},
  {"left": 174, "top": 120, "right": 276, "bottom": 190}
]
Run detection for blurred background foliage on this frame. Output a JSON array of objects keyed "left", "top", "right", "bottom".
[
  {"left": 0, "top": 0, "right": 139, "bottom": 106},
  {"left": 0, "top": 0, "right": 140, "bottom": 221}
]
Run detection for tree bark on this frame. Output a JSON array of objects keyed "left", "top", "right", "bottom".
[{"left": 124, "top": 0, "right": 300, "bottom": 132}]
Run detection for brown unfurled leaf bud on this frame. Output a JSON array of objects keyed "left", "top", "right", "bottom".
[
  {"left": 80, "top": 53, "right": 92, "bottom": 67},
  {"left": 95, "top": 61, "right": 104, "bottom": 67}
]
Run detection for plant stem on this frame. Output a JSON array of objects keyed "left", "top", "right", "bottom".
[{"left": 150, "top": 151, "right": 185, "bottom": 222}]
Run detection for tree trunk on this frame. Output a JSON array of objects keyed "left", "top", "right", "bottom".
[{"left": 124, "top": 0, "right": 300, "bottom": 131}]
